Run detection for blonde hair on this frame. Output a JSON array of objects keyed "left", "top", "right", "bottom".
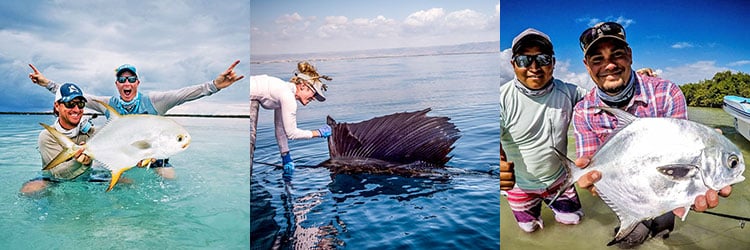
[{"left": 291, "top": 61, "right": 332, "bottom": 85}]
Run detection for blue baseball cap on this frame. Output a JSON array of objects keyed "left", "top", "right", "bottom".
[
  {"left": 115, "top": 64, "right": 137, "bottom": 77},
  {"left": 55, "top": 83, "right": 87, "bottom": 103}
]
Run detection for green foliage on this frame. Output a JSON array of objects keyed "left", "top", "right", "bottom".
[{"left": 679, "top": 71, "right": 750, "bottom": 107}]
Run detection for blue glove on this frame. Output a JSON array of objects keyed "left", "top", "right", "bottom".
[
  {"left": 317, "top": 125, "right": 332, "bottom": 138},
  {"left": 281, "top": 152, "right": 294, "bottom": 181}
]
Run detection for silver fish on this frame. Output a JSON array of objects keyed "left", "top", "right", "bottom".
[
  {"left": 42, "top": 100, "right": 191, "bottom": 192},
  {"left": 552, "top": 107, "right": 745, "bottom": 245}
]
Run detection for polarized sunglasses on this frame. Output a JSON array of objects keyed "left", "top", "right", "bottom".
[
  {"left": 117, "top": 76, "right": 138, "bottom": 83},
  {"left": 579, "top": 22, "right": 626, "bottom": 51},
  {"left": 61, "top": 100, "right": 86, "bottom": 109},
  {"left": 513, "top": 54, "right": 553, "bottom": 68}
]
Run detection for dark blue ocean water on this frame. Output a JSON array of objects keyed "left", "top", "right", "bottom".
[{"left": 250, "top": 53, "right": 501, "bottom": 249}]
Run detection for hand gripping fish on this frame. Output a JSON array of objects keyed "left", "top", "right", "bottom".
[
  {"left": 551, "top": 107, "right": 745, "bottom": 246},
  {"left": 40, "top": 100, "right": 191, "bottom": 192}
]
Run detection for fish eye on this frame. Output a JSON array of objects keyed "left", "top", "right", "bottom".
[
  {"left": 728, "top": 155, "right": 739, "bottom": 169},
  {"left": 177, "top": 135, "right": 184, "bottom": 142}
]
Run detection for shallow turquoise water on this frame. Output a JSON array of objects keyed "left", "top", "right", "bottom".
[
  {"left": 251, "top": 53, "right": 501, "bottom": 249},
  {"left": 0, "top": 115, "right": 250, "bottom": 249}
]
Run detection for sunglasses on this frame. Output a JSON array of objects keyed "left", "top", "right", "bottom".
[
  {"left": 117, "top": 76, "right": 138, "bottom": 83},
  {"left": 513, "top": 54, "right": 553, "bottom": 68},
  {"left": 579, "top": 22, "right": 626, "bottom": 51},
  {"left": 61, "top": 100, "right": 86, "bottom": 109}
]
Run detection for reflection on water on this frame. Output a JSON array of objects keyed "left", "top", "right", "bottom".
[
  {"left": 501, "top": 107, "right": 750, "bottom": 249},
  {"left": 251, "top": 53, "right": 501, "bottom": 249}
]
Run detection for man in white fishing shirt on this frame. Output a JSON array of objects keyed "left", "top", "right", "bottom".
[
  {"left": 20, "top": 83, "right": 108, "bottom": 195},
  {"left": 28, "top": 60, "right": 244, "bottom": 179}
]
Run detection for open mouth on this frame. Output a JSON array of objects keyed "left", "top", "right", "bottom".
[{"left": 124, "top": 89, "right": 132, "bottom": 95}]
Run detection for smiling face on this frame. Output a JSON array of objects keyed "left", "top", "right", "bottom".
[
  {"left": 583, "top": 39, "right": 633, "bottom": 95},
  {"left": 512, "top": 46, "right": 555, "bottom": 90},
  {"left": 116, "top": 71, "right": 140, "bottom": 102},
  {"left": 294, "top": 79, "right": 316, "bottom": 106},
  {"left": 54, "top": 97, "right": 86, "bottom": 130}
]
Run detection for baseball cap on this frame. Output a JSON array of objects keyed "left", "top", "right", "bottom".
[
  {"left": 579, "top": 22, "right": 628, "bottom": 56},
  {"left": 512, "top": 28, "right": 554, "bottom": 56},
  {"left": 296, "top": 73, "right": 327, "bottom": 102},
  {"left": 55, "top": 83, "right": 87, "bottom": 103},
  {"left": 115, "top": 64, "right": 137, "bottom": 77}
]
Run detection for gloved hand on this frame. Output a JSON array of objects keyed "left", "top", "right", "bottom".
[
  {"left": 317, "top": 125, "right": 332, "bottom": 138},
  {"left": 281, "top": 152, "right": 294, "bottom": 181}
]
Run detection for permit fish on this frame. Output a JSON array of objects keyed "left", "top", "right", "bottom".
[
  {"left": 551, "top": 106, "right": 746, "bottom": 246},
  {"left": 41, "top": 100, "right": 191, "bottom": 192},
  {"left": 318, "top": 108, "right": 460, "bottom": 177}
]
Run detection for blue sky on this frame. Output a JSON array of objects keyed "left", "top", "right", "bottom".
[
  {"left": 250, "top": 0, "right": 499, "bottom": 55},
  {"left": 0, "top": 1, "right": 249, "bottom": 114},
  {"left": 501, "top": 0, "right": 750, "bottom": 88}
]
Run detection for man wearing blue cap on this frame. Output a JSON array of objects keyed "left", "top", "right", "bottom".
[
  {"left": 20, "top": 83, "right": 100, "bottom": 195},
  {"left": 27, "top": 60, "right": 244, "bottom": 179}
]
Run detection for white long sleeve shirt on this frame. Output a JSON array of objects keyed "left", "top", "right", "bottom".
[{"left": 250, "top": 75, "right": 314, "bottom": 153}]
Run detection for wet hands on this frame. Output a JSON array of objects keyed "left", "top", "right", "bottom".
[
  {"left": 137, "top": 158, "right": 157, "bottom": 168},
  {"left": 500, "top": 149, "right": 515, "bottom": 191},
  {"left": 317, "top": 125, "right": 332, "bottom": 138},
  {"left": 213, "top": 60, "right": 245, "bottom": 89},
  {"left": 73, "top": 147, "right": 92, "bottom": 166}
]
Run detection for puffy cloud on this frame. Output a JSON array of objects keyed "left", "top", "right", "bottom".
[
  {"left": 578, "top": 16, "right": 635, "bottom": 28},
  {"left": 403, "top": 8, "right": 445, "bottom": 28}
]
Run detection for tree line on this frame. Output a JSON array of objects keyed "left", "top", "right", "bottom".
[{"left": 679, "top": 71, "right": 750, "bottom": 107}]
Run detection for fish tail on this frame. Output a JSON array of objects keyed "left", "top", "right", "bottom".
[
  {"left": 549, "top": 147, "right": 580, "bottom": 206},
  {"left": 105, "top": 166, "right": 133, "bottom": 192},
  {"left": 40, "top": 123, "right": 83, "bottom": 170}
]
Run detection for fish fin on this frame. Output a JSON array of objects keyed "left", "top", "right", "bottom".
[
  {"left": 131, "top": 140, "right": 153, "bottom": 150},
  {"left": 327, "top": 108, "right": 460, "bottom": 165},
  {"left": 106, "top": 166, "right": 134, "bottom": 192},
  {"left": 656, "top": 164, "right": 698, "bottom": 180},
  {"left": 548, "top": 147, "right": 580, "bottom": 205},
  {"left": 595, "top": 106, "right": 637, "bottom": 127},
  {"left": 609, "top": 215, "right": 642, "bottom": 246},
  {"left": 93, "top": 99, "right": 121, "bottom": 120},
  {"left": 680, "top": 205, "right": 690, "bottom": 221},
  {"left": 39, "top": 123, "right": 82, "bottom": 170}
]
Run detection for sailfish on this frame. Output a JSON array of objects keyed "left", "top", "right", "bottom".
[{"left": 318, "top": 108, "right": 461, "bottom": 176}]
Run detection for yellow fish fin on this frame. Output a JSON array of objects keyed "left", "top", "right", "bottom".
[
  {"left": 93, "top": 99, "right": 122, "bottom": 119},
  {"left": 39, "top": 123, "right": 82, "bottom": 170},
  {"left": 106, "top": 166, "right": 135, "bottom": 192}
]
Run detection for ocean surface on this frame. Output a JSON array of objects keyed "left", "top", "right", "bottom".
[
  {"left": 0, "top": 115, "right": 250, "bottom": 249},
  {"left": 501, "top": 107, "right": 750, "bottom": 249},
  {"left": 250, "top": 52, "right": 502, "bottom": 249}
]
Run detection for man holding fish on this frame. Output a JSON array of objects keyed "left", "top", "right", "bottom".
[
  {"left": 28, "top": 60, "right": 244, "bottom": 180},
  {"left": 19, "top": 83, "right": 107, "bottom": 195},
  {"left": 572, "top": 22, "right": 735, "bottom": 248}
]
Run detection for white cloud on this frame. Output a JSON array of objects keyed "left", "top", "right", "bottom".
[
  {"left": 578, "top": 16, "right": 635, "bottom": 28},
  {"left": 0, "top": 1, "right": 249, "bottom": 113},
  {"left": 403, "top": 8, "right": 445, "bottom": 28},
  {"left": 671, "top": 42, "right": 694, "bottom": 49},
  {"left": 662, "top": 61, "right": 732, "bottom": 84},
  {"left": 728, "top": 60, "right": 750, "bottom": 66},
  {"left": 252, "top": 5, "right": 499, "bottom": 54}
]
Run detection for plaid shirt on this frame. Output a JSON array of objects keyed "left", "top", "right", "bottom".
[{"left": 573, "top": 72, "right": 687, "bottom": 158}]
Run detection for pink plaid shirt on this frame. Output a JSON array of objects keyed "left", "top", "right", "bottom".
[{"left": 573, "top": 73, "right": 687, "bottom": 158}]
